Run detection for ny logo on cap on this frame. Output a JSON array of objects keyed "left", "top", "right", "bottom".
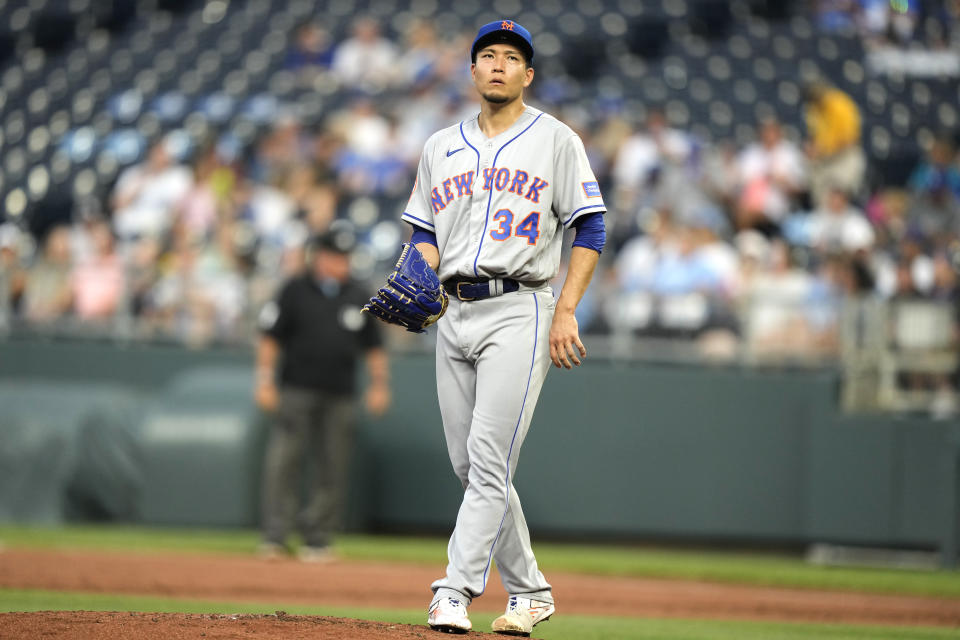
[{"left": 501, "top": 20, "right": 514, "bottom": 30}]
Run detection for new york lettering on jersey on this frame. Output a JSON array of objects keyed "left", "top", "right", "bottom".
[
  {"left": 431, "top": 167, "right": 548, "bottom": 214},
  {"left": 430, "top": 171, "right": 475, "bottom": 213}
]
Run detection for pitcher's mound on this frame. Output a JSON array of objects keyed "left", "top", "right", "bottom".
[{"left": 0, "top": 611, "right": 487, "bottom": 639}]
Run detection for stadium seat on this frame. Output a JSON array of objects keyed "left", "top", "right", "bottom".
[
  {"left": 752, "top": 56, "right": 775, "bottom": 82},
  {"left": 26, "top": 123, "right": 51, "bottom": 161},
  {"left": 102, "top": 128, "right": 146, "bottom": 166},
  {"left": 777, "top": 80, "right": 800, "bottom": 107},
  {"left": 816, "top": 36, "right": 839, "bottom": 61},
  {"left": 733, "top": 78, "right": 757, "bottom": 104},
  {"left": 26, "top": 86, "right": 50, "bottom": 122},
  {"left": 745, "top": 17, "right": 770, "bottom": 42},
  {"left": 4, "top": 143, "right": 24, "bottom": 180},
  {"left": 48, "top": 148, "right": 71, "bottom": 183},
  {"left": 771, "top": 33, "right": 796, "bottom": 59},
  {"left": 937, "top": 102, "right": 958, "bottom": 130},
  {"left": 911, "top": 80, "right": 932, "bottom": 108},
  {"left": 689, "top": 76, "right": 712, "bottom": 103},
  {"left": 842, "top": 59, "right": 865, "bottom": 86},
  {"left": 890, "top": 101, "right": 912, "bottom": 137},
  {"left": 709, "top": 100, "right": 733, "bottom": 127}
]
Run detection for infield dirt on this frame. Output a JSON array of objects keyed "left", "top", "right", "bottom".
[{"left": 1, "top": 547, "right": 959, "bottom": 638}]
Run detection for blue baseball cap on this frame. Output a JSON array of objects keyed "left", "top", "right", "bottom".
[{"left": 471, "top": 19, "right": 534, "bottom": 63}]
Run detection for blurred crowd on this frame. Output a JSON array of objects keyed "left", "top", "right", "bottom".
[
  {"left": 816, "top": 0, "right": 959, "bottom": 48},
  {"left": 817, "top": 0, "right": 960, "bottom": 76},
  {"left": 0, "top": 14, "right": 958, "bottom": 383}
]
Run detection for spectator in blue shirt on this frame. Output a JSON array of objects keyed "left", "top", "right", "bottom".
[{"left": 285, "top": 20, "right": 335, "bottom": 74}]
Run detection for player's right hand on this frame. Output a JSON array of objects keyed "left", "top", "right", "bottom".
[{"left": 549, "top": 309, "right": 586, "bottom": 369}]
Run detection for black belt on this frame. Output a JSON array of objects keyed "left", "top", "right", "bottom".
[{"left": 443, "top": 277, "right": 521, "bottom": 301}]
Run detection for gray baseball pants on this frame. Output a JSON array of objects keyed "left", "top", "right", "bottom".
[{"left": 431, "top": 288, "right": 555, "bottom": 606}]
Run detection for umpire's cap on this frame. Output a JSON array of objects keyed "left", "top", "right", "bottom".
[
  {"left": 471, "top": 20, "right": 534, "bottom": 64},
  {"left": 310, "top": 224, "right": 356, "bottom": 255}
]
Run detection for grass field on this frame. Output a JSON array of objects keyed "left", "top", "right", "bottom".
[
  {"left": 2, "top": 524, "right": 958, "bottom": 597},
  {"left": 1, "top": 525, "right": 959, "bottom": 640}
]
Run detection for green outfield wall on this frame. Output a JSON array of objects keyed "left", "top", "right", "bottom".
[{"left": 1, "top": 338, "right": 957, "bottom": 562}]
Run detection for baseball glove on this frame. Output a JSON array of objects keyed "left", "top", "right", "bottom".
[{"left": 363, "top": 243, "right": 448, "bottom": 333}]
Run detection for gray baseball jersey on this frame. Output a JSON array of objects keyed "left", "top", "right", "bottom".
[
  {"left": 402, "top": 105, "right": 605, "bottom": 283},
  {"left": 406, "top": 105, "right": 606, "bottom": 608}
]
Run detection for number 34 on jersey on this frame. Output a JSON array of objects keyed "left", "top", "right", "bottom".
[{"left": 430, "top": 165, "right": 548, "bottom": 246}]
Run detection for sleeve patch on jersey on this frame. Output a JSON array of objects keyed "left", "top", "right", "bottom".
[{"left": 582, "top": 181, "right": 602, "bottom": 198}]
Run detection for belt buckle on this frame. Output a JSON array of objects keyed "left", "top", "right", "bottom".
[{"left": 456, "top": 281, "right": 476, "bottom": 301}]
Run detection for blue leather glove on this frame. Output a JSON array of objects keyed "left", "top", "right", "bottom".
[{"left": 363, "top": 243, "right": 448, "bottom": 333}]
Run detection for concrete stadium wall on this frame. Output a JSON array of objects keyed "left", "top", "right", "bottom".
[{"left": 1, "top": 338, "right": 957, "bottom": 559}]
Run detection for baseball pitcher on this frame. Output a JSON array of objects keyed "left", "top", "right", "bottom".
[{"left": 365, "top": 19, "right": 606, "bottom": 636}]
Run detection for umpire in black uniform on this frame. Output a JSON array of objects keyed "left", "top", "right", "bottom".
[{"left": 255, "top": 226, "right": 390, "bottom": 561}]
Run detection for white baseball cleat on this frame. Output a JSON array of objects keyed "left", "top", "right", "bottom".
[
  {"left": 491, "top": 595, "right": 555, "bottom": 636},
  {"left": 427, "top": 597, "right": 472, "bottom": 634}
]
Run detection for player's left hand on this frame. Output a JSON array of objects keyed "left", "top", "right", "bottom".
[
  {"left": 549, "top": 309, "right": 586, "bottom": 369},
  {"left": 363, "top": 243, "right": 448, "bottom": 333}
]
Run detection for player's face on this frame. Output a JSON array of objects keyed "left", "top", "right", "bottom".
[{"left": 471, "top": 44, "right": 533, "bottom": 105}]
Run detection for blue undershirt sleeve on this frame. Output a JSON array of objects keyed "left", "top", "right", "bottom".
[
  {"left": 571, "top": 211, "right": 606, "bottom": 254},
  {"left": 409, "top": 224, "right": 438, "bottom": 248}
]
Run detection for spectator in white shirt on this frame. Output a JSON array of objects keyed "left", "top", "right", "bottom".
[
  {"left": 807, "top": 187, "right": 875, "bottom": 254},
  {"left": 110, "top": 136, "right": 192, "bottom": 247},
  {"left": 735, "top": 118, "right": 807, "bottom": 234},
  {"left": 612, "top": 109, "right": 692, "bottom": 215},
  {"left": 331, "top": 17, "right": 396, "bottom": 92}
]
